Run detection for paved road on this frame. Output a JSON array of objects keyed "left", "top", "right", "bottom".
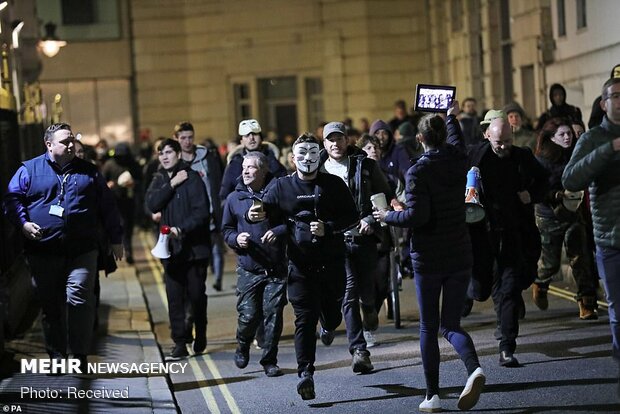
[{"left": 135, "top": 231, "right": 620, "bottom": 414}]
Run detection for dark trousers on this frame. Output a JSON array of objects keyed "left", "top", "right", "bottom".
[
  {"left": 374, "top": 251, "right": 390, "bottom": 314},
  {"left": 236, "top": 267, "right": 287, "bottom": 366},
  {"left": 343, "top": 241, "right": 378, "bottom": 353},
  {"left": 415, "top": 268, "right": 480, "bottom": 392},
  {"left": 28, "top": 249, "right": 98, "bottom": 356},
  {"left": 287, "top": 260, "right": 346, "bottom": 375},
  {"left": 163, "top": 259, "right": 208, "bottom": 344},
  {"left": 493, "top": 231, "right": 527, "bottom": 353}
]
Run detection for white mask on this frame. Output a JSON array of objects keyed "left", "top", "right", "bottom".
[{"left": 293, "top": 142, "right": 320, "bottom": 174}]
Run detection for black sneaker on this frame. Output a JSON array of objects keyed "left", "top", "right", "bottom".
[
  {"left": 234, "top": 347, "right": 249, "bottom": 369},
  {"left": 297, "top": 371, "right": 315, "bottom": 400},
  {"left": 319, "top": 327, "right": 335, "bottom": 346},
  {"left": 264, "top": 364, "right": 283, "bottom": 377},
  {"left": 193, "top": 335, "right": 207, "bottom": 354},
  {"left": 212, "top": 281, "right": 222, "bottom": 292},
  {"left": 168, "top": 344, "right": 189, "bottom": 360}
]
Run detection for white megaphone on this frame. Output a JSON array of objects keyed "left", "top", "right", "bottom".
[
  {"left": 151, "top": 225, "right": 171, "bottom": 259},
  {"left": 465, "top": 167, "right": 486, "bottom": 224}
]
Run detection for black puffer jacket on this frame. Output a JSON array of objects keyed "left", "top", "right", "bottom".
[
  {"left": 145, "top": 162, "right": 211, "bottom": 262},
  {"left": 384, "top": 115, "right": 472, "bottom": 274}
]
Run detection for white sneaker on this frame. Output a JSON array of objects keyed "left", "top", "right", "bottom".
[
  {"left": 419, "top": 394, "right": 441, "bottom": 412},
  {"left": 363, "top": 330, "right": 377, "bottom": 348},
  {"left": 253, "top": 339, "right": 262, "bottom": 350},
  {"left": 458, "top": 367, "right": 485, "bottom": 410}
]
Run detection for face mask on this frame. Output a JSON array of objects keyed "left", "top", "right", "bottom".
[{"left": 293, "top": 142, "right": 320, "bottom": 174}]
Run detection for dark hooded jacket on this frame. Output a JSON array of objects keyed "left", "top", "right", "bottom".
[
  {"left": 536, "top": 83, "right": 583, "bottom": 130},
  {"left": 369, "top": 119, "right": 413, "bottom": 192}
]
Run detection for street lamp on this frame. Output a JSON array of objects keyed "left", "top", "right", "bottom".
[{"left": 39, "top": 22, "right": 66, "bottom": 58}]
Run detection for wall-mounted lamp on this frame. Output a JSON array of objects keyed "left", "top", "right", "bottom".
[{"left": 39, "top": 22, "right": 67, "bottom": 58}]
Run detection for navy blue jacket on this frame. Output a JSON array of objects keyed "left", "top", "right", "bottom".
[
  {"left": 145, "top": 163, "right": 211, "bottom": 262},
  {"left": 384, "top": 115, "right": 472, "bottom": 274},
  {"left": 222, "top": 181, "right": 287, "bottom": 275},
  {"left": 220, "top": 144, "right": 287, "bottom": 202},
  {"left": 4, "top": 152, "right": 123, "bottom": 255}
]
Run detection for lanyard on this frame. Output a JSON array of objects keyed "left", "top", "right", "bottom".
[{"left": 56, "top": 173, "right": 70, "bottom": 205}]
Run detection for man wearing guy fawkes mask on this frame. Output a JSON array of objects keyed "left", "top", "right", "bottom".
[{"left": 260, "top": 133, "right": 358, "bottom": 401}]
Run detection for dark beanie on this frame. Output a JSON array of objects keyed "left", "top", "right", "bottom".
[
  {"left": 398, "top": 121, "right": 415, "bottom": 138},
  {"left": 503, "top": 102, "right": 524, "bottom": 117},
  {"left": 369, "top": 119, "right": 391, "bottom": 136}
]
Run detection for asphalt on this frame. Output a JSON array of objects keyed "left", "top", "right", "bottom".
[{"left": 1, "top": 234, "right": 620, "bottom": 414}]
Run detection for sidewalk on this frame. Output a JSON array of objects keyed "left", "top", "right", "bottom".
[{"left": 0, "top": 264, "right": 177, "bottom": 413}]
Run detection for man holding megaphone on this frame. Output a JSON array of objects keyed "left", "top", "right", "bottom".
[{"left": 146, "top": 138, "right": 211, "bottom": 360}]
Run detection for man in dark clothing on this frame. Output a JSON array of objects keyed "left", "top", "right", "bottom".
[
  {"left": 458, "top": 97, "right": 484, "bottom": 149},
  {"left": 4, "top": 123, "right": 123, "bottom": 371},
  {"left": 222, "top": 151, "right": 288, "bottom": 378},
  {"left": 102, "top": 142, "right": 142, "bottom": 264},
  {"left": 536, "top": 83, "right": 583, "bottom": 130},
  {"left": 220, "top": 119, "right": 287, "bottom": 202},
  {"left": 319, "top": 121, "right": 393, "bottom": 374},
  {"left": 262, "top": 133, "right": 358, "bottom": 400},
  {"left": 468, "top": 117, "right": 548, "bottom": 367},
  {"left": 145, "top": 139, "right": 211, "bottom": 359}
]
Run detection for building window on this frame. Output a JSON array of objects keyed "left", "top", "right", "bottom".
[
  {"left": 450, "top": 0, "right": 463, "bottom": 32},
  {"left": 576, "top": 0, "right": 587, "bottom": 29},
  {"left": 233, "top": 83, "right": 252, "bottom": 127},
  {"left": 557, "top": 0, "right": 566, "bottom": 37},
  {"left": 62, "top": 0, "right": 96, "bottom": 25},
  {"left": 305, "top": 78, "right": 324, "bottom": 132}
]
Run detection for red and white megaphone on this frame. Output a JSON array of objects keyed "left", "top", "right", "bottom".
[
  {"left": 151, "top": 225, "right": 171, "bottom": 259},
  {"left": 465, "top": 167, "right": 486, "bottom": 224}
]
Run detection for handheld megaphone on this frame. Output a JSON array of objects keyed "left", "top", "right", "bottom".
[
  {"left": 465, "top": 167, "right": 485, "bottom": 223},
  {"left": 151, "top": 225, "right": 171, "bottom": 259}
]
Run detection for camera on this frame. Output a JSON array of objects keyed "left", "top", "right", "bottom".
[{"left": 414, "top": 84, "right": 457, "bottom": 113}]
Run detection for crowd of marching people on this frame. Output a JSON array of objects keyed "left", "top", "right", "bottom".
[{"left": 4, "top": 66, "right": 620, "bottom": 412}]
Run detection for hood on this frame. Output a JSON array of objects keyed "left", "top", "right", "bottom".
[
  {"left": 549, "top": 83, "right": 567, "bottom": 106},
  {"left": 369, "top": 119, "right": 392, "bottom": 137},
  {"left": 193, "top": 144, "right": 208, "bottom": 162}
]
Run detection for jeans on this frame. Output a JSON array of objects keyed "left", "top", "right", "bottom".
[
  {"left": 287, "top": 260, "right": 345, "bottom": 375},
  {"left": 162, "top": 259, "right": 208, "bottom": 344},
  {"left": 536, "top": 215, "right": 598, "bottom": 298},
  {"left": 28, "top": 249, "right": 98, "bottom": 356},
  {"left": 596, "top": 246, "right": 620, "bottom": 361},
  {"left": 210, "top": 231, "right": 225, "bottom": 285},
  {"left": 236, "top": 267, "right": 287, "bottom": 366},
  {"left": 415, "top": 268, "right": 480, "bottom": 393},
  {"left": 343, "top": 241, "right": 378, "bottom": 353}
]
